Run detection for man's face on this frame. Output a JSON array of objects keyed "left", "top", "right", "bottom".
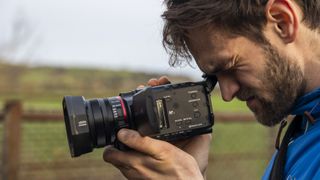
[{"left": 187, "top": 27, "right": 305, "bottom": 126}]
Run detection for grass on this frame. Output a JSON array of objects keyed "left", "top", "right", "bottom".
[
  {"left": 208, "top": 122, "right": 271, "bottom": 179},
  {"left": 212, "top": 122, "right": 269, "bottom": 154},
  {"left": 20, "top": 122, "right": 105, "bottom": 163},
  {"left": 212, "top": 95, "right": 249, "bottom": 113},
  {"left": 10, "top": 120, "right": 271, "bottom": 180}
]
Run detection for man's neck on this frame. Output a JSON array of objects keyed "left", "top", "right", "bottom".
[{"left": 302, "top": 29, "right": 320, "bottom": 93}]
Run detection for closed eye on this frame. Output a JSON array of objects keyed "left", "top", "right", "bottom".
[
  {"left": 220, "top": 55, "right": 242, "bottom": 73},
  {"left": 212, "top": 55, "right": 240, "bottom": 75}
]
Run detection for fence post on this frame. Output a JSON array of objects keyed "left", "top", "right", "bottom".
[{"left": 1, "top": 101, "right": 22, "bottom": 180}]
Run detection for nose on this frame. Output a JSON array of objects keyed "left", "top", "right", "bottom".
[{"left": 217, "top": 73, "right": 240, "bottom": 102}]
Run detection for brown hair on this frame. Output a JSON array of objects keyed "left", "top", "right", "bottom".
[{"left": 162, "top": 0, "right": 320, "bottom": 66}]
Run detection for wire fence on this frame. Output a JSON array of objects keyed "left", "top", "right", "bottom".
[{"left": 0, "top": 101, "right": 277, "bottom": 180}]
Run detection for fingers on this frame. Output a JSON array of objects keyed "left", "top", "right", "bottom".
[
  {"left": 103, "top": 146, "right": 145, "bottom": 168},
  {"left": 117, "top": 129, "right": 173, "bottom": 159},
  {"left": 103, "top": 147, "right": 130, "bottom": 168},
  {"left": 147, "top": 76, "right": 171, "bottom": 86},
  {"left": 136, "top": 85, "right": 145, "bottom": 89},
  {"left": 182, "top": 134, "right": 212, "bottom": 174},
  {"left": 103, "top": 147, "right": 154, "bottom": 179},
  {"left": 158, "top": 76, "right": 171, "bottom": 85},
  {"left": 103, "top": 130, "right": 206, "bottom": 179},
  {"left": 147, "top": 78, "right": 159, "bottom": 86},
  {"left": 138, "top": 75, "right": 170, "bottom": 89}
]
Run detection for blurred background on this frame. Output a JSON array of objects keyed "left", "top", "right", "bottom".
[{"left": 0, "top": 0, "right": 278, "bottom": 179}]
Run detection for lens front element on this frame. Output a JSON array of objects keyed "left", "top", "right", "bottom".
[{"left": 63, "top": 95, "right": 130, "bottom": 157}]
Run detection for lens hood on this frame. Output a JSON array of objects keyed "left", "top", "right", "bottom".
[{"left": 63, "top": 96, "right": 93, "bottom": 157}]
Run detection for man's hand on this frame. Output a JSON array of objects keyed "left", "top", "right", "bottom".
[
  {"left": 103, "top": 129, "right": 204, "bottom": 179},
  {"left": 103, "top": 76, "right": 212, "bottom": 179}
]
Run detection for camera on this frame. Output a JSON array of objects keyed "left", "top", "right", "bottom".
[{"left": 63, "top": 76, "right": 217, "bottom": 157}]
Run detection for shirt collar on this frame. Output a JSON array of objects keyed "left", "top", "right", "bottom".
[{"left": 291, "top": 87, "right": 320, "bottom": 117}]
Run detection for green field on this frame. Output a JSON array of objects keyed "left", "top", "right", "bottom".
[{"left": 15, "top": 120, "right": 271, "bottom": 180}]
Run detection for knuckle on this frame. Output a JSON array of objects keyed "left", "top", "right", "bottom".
[
  {"left": 138, "top": 136, "right": 151, "bottom": 149},
  {"left": 157, "top": 143, "right": 175, "bottom": 159},
  {"left": 103, "top": 148, "right": 116, "bottom": 162}
]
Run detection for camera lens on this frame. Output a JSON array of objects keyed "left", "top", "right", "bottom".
[{"left": 63, "top": 96, "right": 128, "bottom": 157}]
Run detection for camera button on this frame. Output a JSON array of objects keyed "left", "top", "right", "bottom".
[
  {"left": 165, "top": 97, "right": 172, "bottom": 102},
  {"left": 192, "top": 102, "right": 199, "bottom": 107},
  {"left": 176, "top": 121, "right": 183, "bottom": 126},
  {"left": 185, "top": 120, "right": 192, "bottom": 125},
  {"left": 194, "top": 111, "right": 201, "bottom": 118},
  {"left": 173, "top": 102, "right": 179, "bottom": 109}
]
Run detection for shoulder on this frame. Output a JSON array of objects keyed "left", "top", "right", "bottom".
[{"left": 285, "top": 121, "right": 320, "bottom": 179}]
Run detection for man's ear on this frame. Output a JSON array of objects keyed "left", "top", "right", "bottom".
[{"left": 265, "top": 0, "right": 300, "bottom": 44}]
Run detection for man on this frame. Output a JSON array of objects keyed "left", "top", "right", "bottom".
[{"left": 103, "top": 0, "right": 320, "bottom": 179}]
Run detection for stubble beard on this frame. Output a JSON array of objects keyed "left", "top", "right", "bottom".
[{"left": 237, "top": 44, "right": 305, "bottom": 127}]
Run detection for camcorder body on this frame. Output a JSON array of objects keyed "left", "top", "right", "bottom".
[{"left": 63, "top": 77, "right": 217, "bottom": 157}]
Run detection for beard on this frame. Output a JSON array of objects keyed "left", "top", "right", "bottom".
[{"left": 236, "top": 43, "right": 306, "bottom": 127}]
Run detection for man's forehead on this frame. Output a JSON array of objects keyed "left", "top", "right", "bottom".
[
  {"left": 186, "top": 27, "right": 229, "bottom": 59},
  {"left": 187, "top": 26, "right": 231, "bottom": 48},
  {"left": 185, "top": 27, "right": 237, "bottom": 74},
  {"left": 198, "top": 52, "right": 234, "bottom": 74}
]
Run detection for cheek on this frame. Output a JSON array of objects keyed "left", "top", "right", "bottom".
[
  {"left": 235, "top": 70, "right": 275, "bottom": 101},
  {"left": 234, "top": 70, "right": 264, "bottom": 90}
]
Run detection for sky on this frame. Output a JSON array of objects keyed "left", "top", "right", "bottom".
[{"left": 0, "top": 0, "right": 203, "bottom": 80}]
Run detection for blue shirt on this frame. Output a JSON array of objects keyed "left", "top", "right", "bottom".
[{"left": 262, "top": 88, "right": 320, "bottom": 180}]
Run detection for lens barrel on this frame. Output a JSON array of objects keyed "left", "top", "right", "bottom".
[{"left": 63, "top": 96, "right": 128, "bottom": 157}]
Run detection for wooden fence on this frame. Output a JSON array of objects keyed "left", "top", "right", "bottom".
[{"left": 0, "top": 100, "right": 262, "bottom": 180}]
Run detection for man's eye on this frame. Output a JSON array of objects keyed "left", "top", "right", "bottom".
[{"left": 223, "top": 68, "right": 237, "bottom": 74}]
